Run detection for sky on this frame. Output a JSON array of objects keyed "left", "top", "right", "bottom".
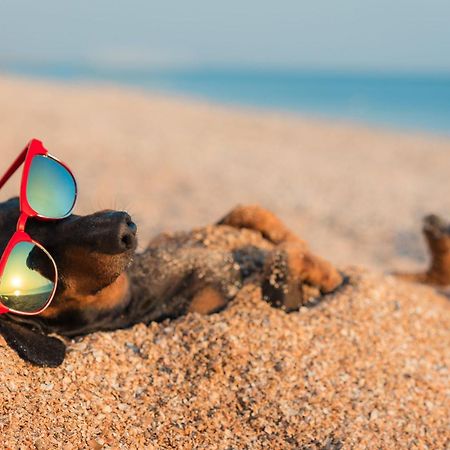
[{"left": 1, "top": 0, "right": 449, "bottom": 73}]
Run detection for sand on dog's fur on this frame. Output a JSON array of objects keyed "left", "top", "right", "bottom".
[{"left": 0, "top": 77, "right": 449, "bottom": 448}]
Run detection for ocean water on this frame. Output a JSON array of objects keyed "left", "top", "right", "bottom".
[{"left": 2, "top": 63, "right": 450, "bottom": 134}]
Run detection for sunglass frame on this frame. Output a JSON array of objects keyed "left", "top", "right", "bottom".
[{"left": 0, "top": 139, "right": 76, "bottom": 315}]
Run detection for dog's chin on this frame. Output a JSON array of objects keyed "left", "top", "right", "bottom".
[
  {"left": 67, "top": 250, "right": 135, "bottom": 297},
  {"left": 87, "top": 270, "right": 127, "bottom": 296}
]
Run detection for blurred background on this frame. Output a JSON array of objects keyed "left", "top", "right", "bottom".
[
  {"left": 1, "top": 1, "right": 450, "bottom": 133},
  {"left": 0, "top": 1, "right": 449, "bottom": 271}
]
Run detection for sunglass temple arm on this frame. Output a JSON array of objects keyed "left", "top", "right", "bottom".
[{"left": 0, "top": 146, "right": 28, "bottom": 191}]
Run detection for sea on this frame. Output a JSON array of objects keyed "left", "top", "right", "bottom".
[{"left": 1, "top": 63, "right": 450, "bottom": 135}]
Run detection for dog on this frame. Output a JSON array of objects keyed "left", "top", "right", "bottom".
[{"left": 0, "top": 198, "right": 343, "bottom": 367}]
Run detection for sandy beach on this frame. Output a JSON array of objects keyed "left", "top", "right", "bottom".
[{"left": 0, "top": 76, "right": 449, "bottom": 448}]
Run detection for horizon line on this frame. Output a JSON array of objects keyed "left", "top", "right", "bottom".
[{"left": 1, "top": 58, "right": 450, "bottom": 78}]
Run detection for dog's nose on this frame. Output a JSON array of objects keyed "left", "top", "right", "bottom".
[
  {"left": 98, "top": 211, "right": 137, "bottom": 253},
  {"left": 116, "top": 212, "right": 138, "bottom": 251}
]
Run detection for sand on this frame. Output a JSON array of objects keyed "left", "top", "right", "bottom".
[{"left": 0, "top": 76, "right": 449, "bottom": 448}]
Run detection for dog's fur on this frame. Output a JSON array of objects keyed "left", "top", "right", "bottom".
[{"left": 0, "top": 198, "right": 344, "bottom": 366}]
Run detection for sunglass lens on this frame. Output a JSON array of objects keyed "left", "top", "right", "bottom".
[
  {"left": 0, "top": 241, "right": 56, "bottom": 313},
  {"left": 27, "top": 155, "right": 76, "bottom": 218}
]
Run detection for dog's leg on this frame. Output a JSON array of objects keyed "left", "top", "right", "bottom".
[
  {"left": 262, "top": 242, "right": 343, "bottom": 311},
  {"left": 395, "top": 215, "right": 450, "bottom": 286},
  {"left": 217, "top": 204, "right": 307, "bottom": 247},
  {"left": 219, "top": 205, "right": 343, "bottom": 310}
]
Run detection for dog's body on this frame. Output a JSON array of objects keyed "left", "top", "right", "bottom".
[
  {"left": 0, "top": 198, "right": 344, "bottom": 366},
  {"left": 1, "top": 196, "right": 448, "bottom": 367}
]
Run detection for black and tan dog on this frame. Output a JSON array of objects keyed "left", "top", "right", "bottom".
[{"left": 0, "top": 198, "right": 344, "bottom": 367}]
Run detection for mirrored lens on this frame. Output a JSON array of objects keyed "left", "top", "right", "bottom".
[
  {"left": 27, "top": 155, "right": 76, "bottom": 218},
  {"left": 0, "top": 241, "right": 56, "bottom": 313}
]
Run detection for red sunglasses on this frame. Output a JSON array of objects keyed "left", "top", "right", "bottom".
[{"left": 0, "top": 139, "right": 77, "bottom": 316}]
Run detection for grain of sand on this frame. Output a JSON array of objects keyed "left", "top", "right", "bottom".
[{"left": 0, "top": 77, "right": 449, "bottom": 448}]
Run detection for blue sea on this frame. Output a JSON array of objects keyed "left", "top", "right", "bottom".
[{"left": 2, "top": 63, "right": 450, "bottom": 135}]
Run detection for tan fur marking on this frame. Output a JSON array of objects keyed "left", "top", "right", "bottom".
[
  {"left": 41, "top": 273, "right": 130, "bottom": 318},
  {"left": 188, "top": 287, "right": 227, "bottom": 314}
]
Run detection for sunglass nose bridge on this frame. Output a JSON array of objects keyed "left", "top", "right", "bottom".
[{"left": 16, "top": 213, "right": 29, "bottom": 232}]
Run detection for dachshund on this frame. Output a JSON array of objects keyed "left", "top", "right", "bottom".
[{"left": 0, "top": 198, "right": 343, "bottom": 367}]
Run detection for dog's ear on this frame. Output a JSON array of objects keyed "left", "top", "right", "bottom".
[{"left": 0, "top": 320, "right": 66, "bottom": 367}]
